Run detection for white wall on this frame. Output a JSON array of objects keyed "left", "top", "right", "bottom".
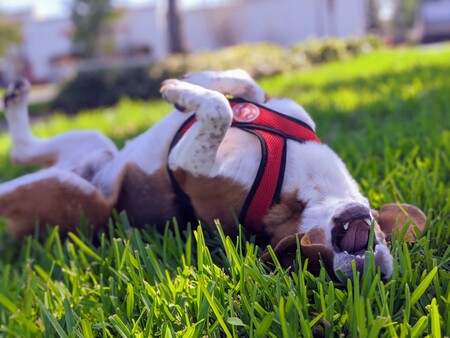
[
  {"left": 115, "top": 6, "right": 166, "bottom": 59},
  {"left": 22, "top": 16, "right": 72, "bottom": 82},
  {"left": 182, "top": 0, "right": 367, "bottom": 52}
]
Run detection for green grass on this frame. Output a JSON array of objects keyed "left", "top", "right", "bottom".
[{"left": 0, "top": 45, "right": 449, "bottom": 337}]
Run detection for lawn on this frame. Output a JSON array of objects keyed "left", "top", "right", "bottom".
[{"left": 0, "top": 45, "right": 449, "bottom": 337}]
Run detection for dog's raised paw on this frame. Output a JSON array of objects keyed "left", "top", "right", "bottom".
[
  {"left": 160, "top": 79, "right": 210, "bottom": 113},
  {"left": 3, "top": 78, "right": 31, "bottom": 109},
  {"left": 161, "top": 79, "right": 185, "bottom": 111},
  {"left": 160, "top": 79, "right": 182, "bottom": 102}
]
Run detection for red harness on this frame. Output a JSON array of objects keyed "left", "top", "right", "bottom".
[{"left": 168, "top": 98, "right": 320, "bottom": 232}]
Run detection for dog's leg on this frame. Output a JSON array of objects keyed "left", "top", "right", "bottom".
[
  {"left": 0, "top": 167, "right": 114, "bottom": 238},
  {"left": 181, "top": 69, "right": 268, "bottom": 104},
  {"left": 161, "top": 79, "right": 232, "bottom": 176},
  {"left": 3, "top": 79, "right": 117, "bottom": 170},
  {"left": 3, "top": 79, "right": 47, "bottom": 166}
]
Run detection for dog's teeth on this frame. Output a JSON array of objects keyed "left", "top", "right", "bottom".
[
  {"left": 343, "top": 222, "right": 349, "bottom": 230},
  {"left": 364, "top": 218, "right": 371, "bottom": 226}
]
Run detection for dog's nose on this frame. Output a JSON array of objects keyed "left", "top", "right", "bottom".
[{"left": 331, "top": 204, "right": 373, "bottom": 254}]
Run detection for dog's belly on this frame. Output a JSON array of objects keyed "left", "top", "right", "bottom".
[
  {"left": 208, "top": 128, "right": 261, "bottom": 188},
  {"left": 109, "top": 121, "right": 262, "bottom": 230},
  {"left": 115, "top": 127, "right": 261, "bottom": 230},
  {"left": 172, "top": 169, "right": 249, "bottom": 235},
  {"left": 92, "top": 111, "right": 192, "bottom": 196},
  {"left": 115, "top": 164, "right": 185, "bottom": 229}
]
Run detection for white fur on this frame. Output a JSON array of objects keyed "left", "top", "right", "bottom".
[
  {"left": 333, "top": 243, "right": 393, "bottom": 278},
  {"left": 209, "top": 128, "right": 261, "bottom": 188},
  {"left": 0, "top": 168, "right": 98, "bottom": 196},
  {"left": 285, "top": 142, "right": 369, "bottom": 238},
  {"left": 91, "top": 110, "right": 190, "bottom": 195}
]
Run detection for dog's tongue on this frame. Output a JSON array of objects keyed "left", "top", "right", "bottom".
[{"left": 339, "top": 219, "right": 370, "bottom": 253}]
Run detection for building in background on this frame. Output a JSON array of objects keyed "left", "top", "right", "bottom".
[{"left": 1, "top": 0, "right": 367, "bottom": 84}]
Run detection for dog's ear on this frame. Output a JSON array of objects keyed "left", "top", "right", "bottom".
[
  {"left": 260, "top": 233, "right": 299, "bottom": 270},
  {"left": 261, "top": 228, "right": 335, "bottom": 277},
  {"left": 372, "top": 203, "right": 427, "bottom": 242}
]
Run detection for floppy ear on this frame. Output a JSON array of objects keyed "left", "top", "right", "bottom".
[
  {"left": 260, "top": 233, "right": 299, "bottom": 270},
  {"left": 260, "top": 229, "right": 335, "bottom": 277},
  {"left": 372, "top": 203, "right": 427, "bottom": 242}
]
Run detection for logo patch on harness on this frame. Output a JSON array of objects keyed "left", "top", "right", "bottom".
[{"left": 232, "top": 103, "right": 260, "bottom": 122}]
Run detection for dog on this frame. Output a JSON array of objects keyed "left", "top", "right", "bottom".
[{"left": 0, "top": 70, "right": 426, "bottom": 280}]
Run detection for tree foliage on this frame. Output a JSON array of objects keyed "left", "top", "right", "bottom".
[
  {"left": 70, "top": 0, "right": 117, "bottom": 58},
  {"left": 0, "top": 14, "right": 21, "bottom": 56}
]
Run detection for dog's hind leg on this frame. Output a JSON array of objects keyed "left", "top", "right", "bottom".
[
  {"left": 181, "top": 69, "right": 268, "bottom": 104},
  {"left": 0, "top": 167, "right": 114, "bottom": 238},
  {"left": 3, "top": 79, "right": 117, "bottom": 171},
  {"left": 161, "top": 79, "right": 232, "bottom": 176},
  {"left": 3, "top": 78, "right": 48, "bottom": 166}
]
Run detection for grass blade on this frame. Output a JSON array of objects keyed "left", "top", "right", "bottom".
[{"left": 410, "top": 267, "right": 438, "bottom": 306}]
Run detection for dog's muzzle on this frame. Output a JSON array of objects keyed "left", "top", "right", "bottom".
[
  {"left": 331, "top": 203, "right": 393, "bottom": 280},
  {"left": 332, "top": 203, "right": 373, "bottom": 255}
]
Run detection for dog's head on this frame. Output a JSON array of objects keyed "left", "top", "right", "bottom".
[
  {"left": 259, "top": 140, "right": 427, "bottom": 280},
  {"left": 262, "top": 198, "right": 427, "bottom": 281}
]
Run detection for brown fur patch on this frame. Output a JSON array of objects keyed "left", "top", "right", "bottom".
[
  {"left": 261, "top": 195, "right": 337, "bottom": 276},
  {"left": 261, "top": 229, "right": 335, "bottom": 278},
  {"left": 263, "top": 192, "right": 306, "bottom": 247},
  {"left": 173, "top": 169, "right": 248, "bottom": 236},
  {"left": 260, "top": 234, "right": 299, "bottom": 269},
  {"left": 116, "top": 165, "right": 182, "bottom": 229},
  {"left": 12, "top": 153, "right": 56, "bottom": 168},
  {"left": 0, "top": 178, "right": 112, "bottom": 239},
  {"left": 299, "top": 228, "right": 334, "bottom": 276}
]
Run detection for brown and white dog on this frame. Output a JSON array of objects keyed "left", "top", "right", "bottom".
[{"left": 0, "top": 70, "right": 426, "bottom": 280}]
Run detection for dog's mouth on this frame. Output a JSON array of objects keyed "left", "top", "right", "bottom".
[
  {"left": 332, "top": 216, "right": 373, "bottom": 255},
  {"left": 331, "top": 204, "right": 393, "bottom": 280}
]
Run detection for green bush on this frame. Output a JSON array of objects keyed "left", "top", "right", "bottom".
[
  {"left": 52, "top": 36, "right": 382, "bottom": 114},
  {"left": 52, "top": 65, "right": 166, "bottom": 114},
  {"left": 290, "top": 36, "right": 382, "bottom": 65},
  {"left": 152, "top": 42, "right": 291, "bottom": 79}
]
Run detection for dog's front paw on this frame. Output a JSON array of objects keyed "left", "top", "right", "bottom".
[
  {"left": 160, "top": 79, "right": 200, "bottom": 113},
  {"left": 160, "top": 78, "right": 230, "bottom": 116},
  {"left": 3, "top": 78, "right": 31, "bottom": 109}
]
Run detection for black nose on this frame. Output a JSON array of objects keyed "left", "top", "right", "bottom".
[{"left": 332, "top": 204, "right": 373, "bottom": 254}]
